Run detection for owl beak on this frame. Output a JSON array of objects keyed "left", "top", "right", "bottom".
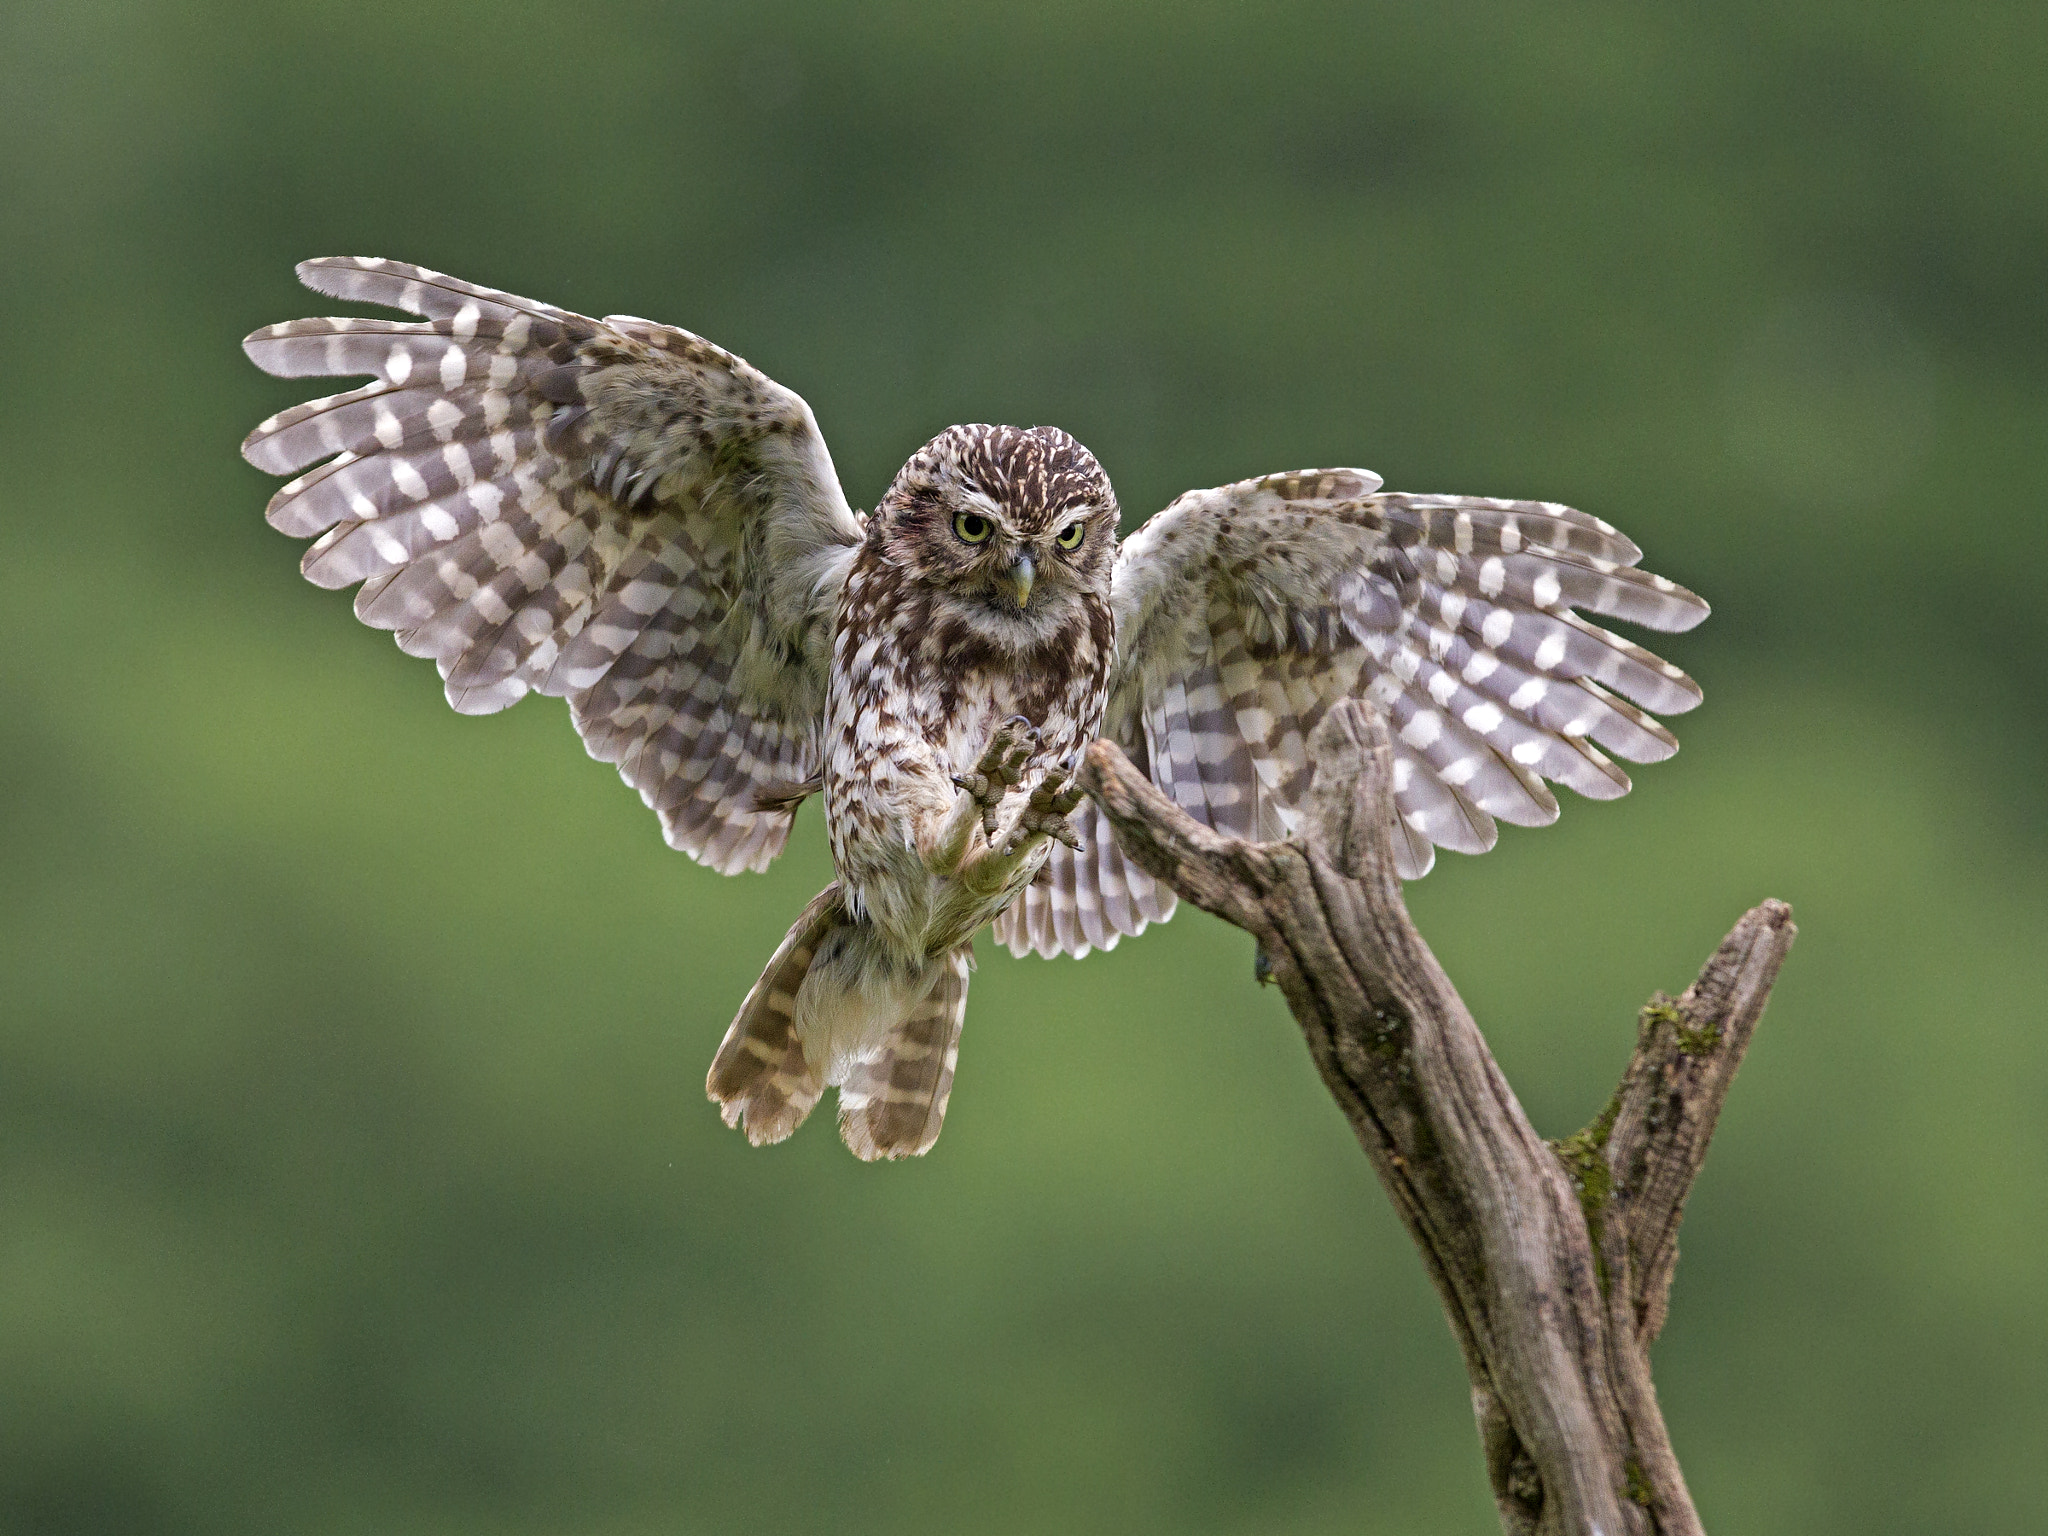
[{"left": 1008, "top": 554, "right": 1036, "bottom": 608}]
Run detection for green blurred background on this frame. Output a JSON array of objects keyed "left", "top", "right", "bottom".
[{"left": 4, "top": 2, "right": 2045, "bottom": 1531}]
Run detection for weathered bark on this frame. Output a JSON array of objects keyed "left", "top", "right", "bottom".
[{"left": 1077, "top": 701, "right": 1793, "bottom": 1535}]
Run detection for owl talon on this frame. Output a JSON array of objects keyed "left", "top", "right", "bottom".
[
  {"left": 961, "top": 716, "right": 1041, "bottom": 837},
  {"left": 1001, "top": 766, "right": 1086, "bottom": 854}
]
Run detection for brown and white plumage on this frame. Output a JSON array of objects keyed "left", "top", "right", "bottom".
[
  {"left": 996, "top": 471, "right": 1707, "bottom": 956},
  {"left": 242, "top": 258, "right": 1707, "bottom": 1159},
  {"left": 242, "top": 257, "right": 862, "bottom": 874}
]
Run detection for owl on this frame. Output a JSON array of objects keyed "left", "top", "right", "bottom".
[{"left": 241, "top": 259, "right": 1707, "bottom": 1160}]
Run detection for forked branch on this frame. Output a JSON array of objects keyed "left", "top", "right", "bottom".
[{"left": 1078, "top": 703, "right": 1793, "bottom": 1536}]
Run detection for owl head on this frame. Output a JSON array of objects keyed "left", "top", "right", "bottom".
[{"left": 874, "top": 424, "right": 1119, "bottom": 649}]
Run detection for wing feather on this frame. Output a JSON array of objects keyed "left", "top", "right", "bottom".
[
  {"left": 991, "top": 794, "right": 1178, "bottom": 960},
  {"left": 243, "top": 258, "right": 864, "bottom": 874},
  {"left": 1062, "top": 468, "right": 1708, "bottom": 932}
]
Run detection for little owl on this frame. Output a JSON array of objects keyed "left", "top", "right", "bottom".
[{"left": 242, "top": 259, "right": 1707, "bottom": 1160}]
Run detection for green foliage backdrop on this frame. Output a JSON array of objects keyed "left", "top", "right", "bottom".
[{"left": 4, "top": 3, "right": 2045, "bottom": 1531}]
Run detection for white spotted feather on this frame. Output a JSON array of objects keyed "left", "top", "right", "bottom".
[
  {"left": 242, "top": 258, "right": 863, "bottom": 873},
  {"left": 1066, "top": 470, "right": 1705, "bottom": 927}
]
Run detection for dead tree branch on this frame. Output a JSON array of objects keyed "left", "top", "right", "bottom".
[{"left": 1078, "top": 701, "right": 1793, "bottom": 1536}]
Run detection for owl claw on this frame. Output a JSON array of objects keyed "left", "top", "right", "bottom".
[
  {"left": 956, "top": 716, "right": 1040, "bottom": 838},
  {"left": 952, "top": 718, "right": 1086, "bottom": 857},
  {"left": 1003, "top": 765, "right": 1086, "bottom": 854}
]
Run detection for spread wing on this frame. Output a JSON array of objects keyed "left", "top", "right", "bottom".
[
  {"left": 996, "top": 467, "right": 1707, "bottom": 958},
  {"left": 241, "top": 257, "right": 864, "bottom": 874}
]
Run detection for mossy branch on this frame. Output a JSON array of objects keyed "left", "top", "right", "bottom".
[{"left": 1079, "top": 702, "right": 1795, "bottom": 1536}]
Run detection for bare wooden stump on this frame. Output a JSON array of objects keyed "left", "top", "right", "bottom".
[{"left": 1077, "top": 701, "right": 1793, "bottom": 1536}]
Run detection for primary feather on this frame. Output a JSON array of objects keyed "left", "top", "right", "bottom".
[
  {"left": 1116, "top": 477, "right": 1706, "bottom": 864},
  {"left": 243, "top": 257, "right": 863, "bottom": 872}
]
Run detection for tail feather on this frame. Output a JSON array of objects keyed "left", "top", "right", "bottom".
[
  {"left": 706, "top": 885, "right": 841, "bottom": 1146},
  {"left": 708, "top": 887, "right": 974, "bottom": 1159},
  {"left": 836, "top": 946, "right": 972, "bottom": 1162}
]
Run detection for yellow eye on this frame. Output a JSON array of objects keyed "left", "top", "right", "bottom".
[
  {"left": 1055, "top": 521, "right": 1086, "bottom": 552},
  {"left": 953, "top": 511, "right": 993, "bottom": 544}
]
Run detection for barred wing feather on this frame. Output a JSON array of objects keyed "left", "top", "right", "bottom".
[
  {"left": 991, "top": 794, "right": 1179, "bottom": 959},
  {"left": 241, "top": 258, "right": 864, "bottom": 874},
  {"left": 1001, "top": 468, "right": 1707, "bottom": 959}
]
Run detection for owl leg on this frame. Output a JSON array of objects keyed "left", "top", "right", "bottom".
[
  {"left": 926, "top": 716, "right": 1036, "bottom": 876},
  {"left": 953, "top": 764, "right": 1085, "bottom": 904}
]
